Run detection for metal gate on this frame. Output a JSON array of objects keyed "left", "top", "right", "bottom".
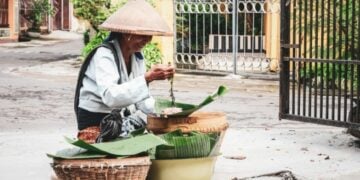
[
  {"left": 279, "top": 0, "right": 360, "bottom": 128},
  {"left": 174, "top": 0, "right": 278, "bottom": 74}
]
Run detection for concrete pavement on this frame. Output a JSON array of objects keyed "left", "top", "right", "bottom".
[{"left": 0, "top": 33, "right": 359, "bottom": 180}]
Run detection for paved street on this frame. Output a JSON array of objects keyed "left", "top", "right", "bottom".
[
  {"left": 0, "top": 39, "right": 83, "bottom": 62},
  {"left": 0, "top": 37, "right": 359, "bottom": 180}
]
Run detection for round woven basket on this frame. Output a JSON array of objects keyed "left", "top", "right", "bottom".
[
  {"left": 147, "top": 111, "right": 228, "bottom": 156},
  {"left": 51, "top": 156, "right": 151, "bottom": 180},
  {"left": 147, "top": 111, "right": 228, "bottom": 134}
]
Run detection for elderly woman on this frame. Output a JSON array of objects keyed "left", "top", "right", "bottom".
[{"left": 74, "top": 0, "right": 174, "bottom": 143}]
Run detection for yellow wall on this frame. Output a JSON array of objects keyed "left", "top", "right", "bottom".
[
  {"left": 152, "top": 0, "right": 174, "bottom": 65},
  {"left": 10, "top": 0, "right": 19, "bottom": 40},
  {"left": 264, "top": 0, "right": 281, "bottom": 72}
]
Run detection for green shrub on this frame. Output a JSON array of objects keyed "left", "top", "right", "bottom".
[
  {"left": 28, "top": 0, "right": 55, "bottom": 32},
  {"left": 82, "top": 32, "right": 163, "bottom": 70},
  {"left": 83, "top": 29, "right": 90, "bottom": 45},
  {"left": 300, "top": 63, "right": 359, "bottom": 90},
  {"left": 143, "top": 42, "right": 163, "bottom": 70},
  {"left": 82, "top": 31, "right": 109, "bottom": 57}
]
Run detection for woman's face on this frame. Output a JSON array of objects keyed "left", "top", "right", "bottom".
[{"left": 124, "top": 34, "right": 152, "bottom": 52}]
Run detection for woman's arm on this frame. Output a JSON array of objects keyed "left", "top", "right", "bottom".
[{"left": 93, "top": 47, "right": 151, "bottom": 108}]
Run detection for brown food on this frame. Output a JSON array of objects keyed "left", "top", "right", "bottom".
[{"left": 77, "top": 126, "right": 100, "bottom": 144}]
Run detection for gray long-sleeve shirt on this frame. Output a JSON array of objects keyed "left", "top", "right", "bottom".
[{"left": 78, "top": 39, "right": 154, "bottom": 118}]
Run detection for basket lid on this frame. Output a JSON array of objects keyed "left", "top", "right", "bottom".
[{"left": 147, "top": 112, "right": 228, "bottom": 134}]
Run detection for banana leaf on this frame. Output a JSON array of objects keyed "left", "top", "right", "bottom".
[
  {"left": 129, "top": 127, "right": 146, "bottom": 137},
  {"left": 64, "top": 133, "right": 167, "bottom": 156},
  {"left": 192, "top": 131, "right": 220, "bottom": 152},
  {"left": 154, "top": 85, "right": 228, "bottom": 117},
  {"left": 155, "top": 130, "right": 218, "bottom": 159},
  {"left": 47, "top": 148, "right": 107, "bottom": 159}
]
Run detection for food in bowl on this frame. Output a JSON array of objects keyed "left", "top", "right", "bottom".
[{"left": 161, "top": 107, "right": 182, "bottom": 115}]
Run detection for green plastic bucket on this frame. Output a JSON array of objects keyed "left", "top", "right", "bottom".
[{"left": 147, "top": 156, "right": 218, "bottom": 180}]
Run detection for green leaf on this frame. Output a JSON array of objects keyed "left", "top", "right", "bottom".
[
  {"left": 155, "top": 130, "right": 216, "bottom": 159},
  {"left": 47, "top": 148, "right": 107, "bottom": 159},
  {"left": 143, "top": 42, "right": 163, "bottom": 70},
  {"left": 129, "top": 127, "right": 146, "bottom": 137},
  {"left": 65, "top": 134, "right": 167, "bottom": 156},
  {"left": 155, "top": 85, "right": 229, "bottom": 117}
]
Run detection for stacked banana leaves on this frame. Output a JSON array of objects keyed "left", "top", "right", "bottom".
[
  {"left": 47, "top": 133, "right": 167, "bottom": 159},
  {"left": 48, "top": 131, "right": 221, "bottom": 160},
  {"left": 155, "top": 130, "right": 221, "bottom": 159}
]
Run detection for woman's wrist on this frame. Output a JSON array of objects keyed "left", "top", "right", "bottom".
[{"left": 145, "top": 72, "right": 152, "bottom": 84}]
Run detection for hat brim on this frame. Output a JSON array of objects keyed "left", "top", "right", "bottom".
[
  {"left": 99, "top": 24, "right": 173, "bottom": 36},
  {"left": 99, "top": 0, "right": 173, "bottom": 37}
]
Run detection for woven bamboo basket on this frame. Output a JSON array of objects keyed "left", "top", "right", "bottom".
[
  {"left": 147, "top": 111, "right": 228, "bottom": 134},
  {"left": 147, "top": 111, "right": 228, "bottom": 156},
  {"left": 51, "top": 156, "right": 151, "bottom": 180}
]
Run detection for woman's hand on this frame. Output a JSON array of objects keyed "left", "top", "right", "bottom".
[{"left": 145, "top": 64, "right": 175, "bottom": 83}]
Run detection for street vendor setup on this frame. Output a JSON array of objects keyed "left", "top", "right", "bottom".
[{"left": 48, "top": 86, "right": 229, "bottom": 180}]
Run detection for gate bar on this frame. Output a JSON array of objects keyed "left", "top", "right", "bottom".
[
  {"left": 282, "top": 114, "right": 360, "bottom": 128},
  {"left": 279, "top": 0, "right": 290, "bottom": 119},
  {"left": 232, "top": 0, "right": 238, "bottom": 74}
]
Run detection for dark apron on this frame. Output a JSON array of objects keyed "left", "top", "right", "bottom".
[
  {"left": 77, "top": 108, "right": 109, "bottom": 130},
  {"left": 74, "top": 41, "right": 121, "bottom": 130}
]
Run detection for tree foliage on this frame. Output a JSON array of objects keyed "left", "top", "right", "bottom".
[
  {"left": 294, "top": 0, "right": 360, "bottom": 89},
  {"left": 295, "top": 0, "right": 359, "bottom": 60},
  {"left": 72, "top": 0, "right": 127, "bottom": 31},
  {"left": 28, "top": 0, "right": 55, "bottom": 32}
]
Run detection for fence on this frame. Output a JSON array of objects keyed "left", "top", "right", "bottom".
[
  {"left": 174, "top": 0, "right": 278, "bottom": 74},
  {"left": 279, "top": 0, "right": 360, "bottom": 128}
]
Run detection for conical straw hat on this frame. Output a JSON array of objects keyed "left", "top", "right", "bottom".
[{"left": 99, "top": 0, "right": 172, "bottom": 36}]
